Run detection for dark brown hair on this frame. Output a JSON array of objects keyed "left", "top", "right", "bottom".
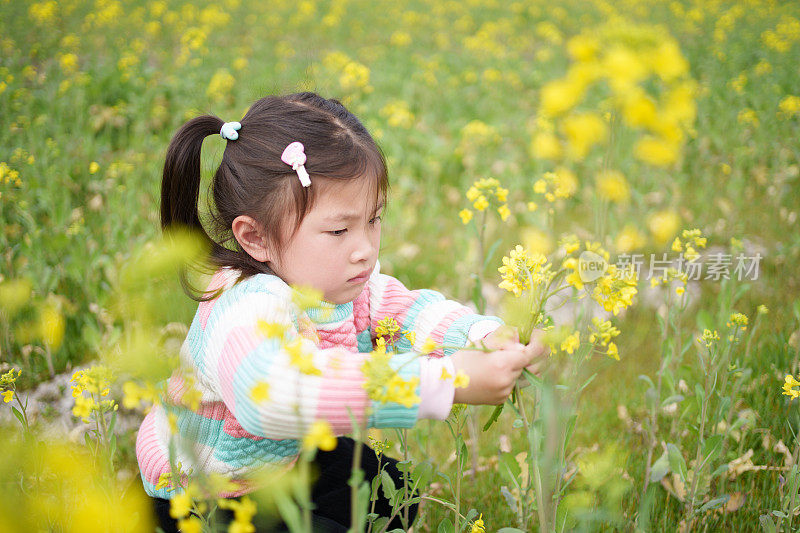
[{"left": 160, "top": 92, "right": 388, "bottom": 300}]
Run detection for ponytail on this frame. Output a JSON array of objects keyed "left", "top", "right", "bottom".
[
  {"left": 160, "top": 115, "right": 225, "bottom": 301},
  {"left": 161, "top": 115, "right": 222, "bottom": 235}
]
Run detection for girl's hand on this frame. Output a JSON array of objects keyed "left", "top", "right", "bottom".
[{"left": 451, "top": 331, "right": 548, "bottom": 405}]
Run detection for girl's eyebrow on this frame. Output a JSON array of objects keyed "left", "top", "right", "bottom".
[{"left": 323, "top": 203, "right": 384, "bottom": 223}]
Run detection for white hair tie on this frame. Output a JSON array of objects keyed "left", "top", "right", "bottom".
[
  {"left": 281, "top": 141, "right": 311, "bottom": 187},
  {"left": 220, "top": 121, "right": 241, "bottom": 141}
]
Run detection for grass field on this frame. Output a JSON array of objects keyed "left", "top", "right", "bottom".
[{"left": 2, "top": 0, "right": 800, "bottom": 531}]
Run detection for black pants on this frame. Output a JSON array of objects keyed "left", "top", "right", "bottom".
[{"left": 152, "top": 437, "right": 418, "bottom": 532}]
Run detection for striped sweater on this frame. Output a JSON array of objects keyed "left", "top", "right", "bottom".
[{"left": 136, "top": 261, "right": 501, "bottom": 498}]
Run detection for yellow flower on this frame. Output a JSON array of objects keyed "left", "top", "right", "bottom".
[
  {"left": 250, "top": 381, "right": 270, "bottom": 403},
  {"left": 2, "top": 390, "right": 13, "bottom": 403},
  {"left": 567, "top": 34, "right": 599, "bottom": 61},
  {"left": 779, "top": 95, "right": 800, "bottom": 118},
  {"left": 727, "top": 312, "right": 749, "bottom": 331},
  {"left": 783, "top": 375, "right": 800, "bottom": 400},
  {"left": 592, "top": 265, "right": 638, "bottom": 316},
  {"left": 473, "top": 195, "right": 489, "bottom": 211},
  {"left": 698, "top": 329, "right": 720, "bottom": 348},
  {"left": 40, "top": 301, "right": 65, "bottom": 350},
  {"left": 285, "top": 338, "right": 322, "bottom": 375},
  {"left": 561, "top": 112, "right": 607, "bottom": 159},
  {"left": 420, "top": 338, "right": 437, "bottom": 354},
  {"left": 440, "top": 367, "right": 453, "bottom": 381},
  {"left": 256, "top": 320, "right": 288, "bottom": 339},
  {"left": 647, "top": 210, "right": 680, "bottom": 245},
  {"left": 169, "top": 491, "right": 193, "bottom": 519},
  {"left": 540, "top": 78, "right": 585, "bottom": 117},
  {"left": 596, "top": 170, "right": 630, "bottom": 203},
  {"left": 497, "top": 204, "right": 511, "bottom": 221},
  {"left": 207, "top": 69, "right": 235, "bottom": 100},
  {"left": 634, "top": 136, "right": 680, "bottom": 166},
  {"left": 375, "top": 316, "right": 401, "bottom": 340},
  {"left": 177, "top": 517, "right": 202, "bottom": 533},
  {"left": 303, "top": 420, "right": 338, "bottom": 452},
  {"left": 561, "top": 332, "right": 580, "bottom": 354},
  {"left": 453, "top": 372, "right": 470, "bottom": 388},
  {"left": 606, "top": 342, "right": 619, "bottom": 361},
  {"left": 531, "top": 131, "right": 562, "bottom": 160},
  {"left": 615, "top": 226, "right": 646, "bottom": 253},
  {"left": 498, "top": 245, "right": 551, "bottom": 297},
  {"left": 652, "top": 41, "right": 688, "bottom": 81},
  {"left": 382, "top": 375, "right": 420, "bottom": 407},
  {"left": 471, "top": 513, "right": 486, "bottom": 533},
  {"left": 89, "top": 161, "right": 100, "bottom": 174}
]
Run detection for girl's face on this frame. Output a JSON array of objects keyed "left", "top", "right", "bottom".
[{"left": 269, "top": 177, "right": 383, "bottom": 305}]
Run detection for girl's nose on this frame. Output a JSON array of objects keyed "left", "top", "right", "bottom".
[{"left": 350, "top": 233, "right": 374, "bottom": 263}]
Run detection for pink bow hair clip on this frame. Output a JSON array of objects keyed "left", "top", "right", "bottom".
[{"left": 281, "top": 141, "right": 311, "bottom": 187}]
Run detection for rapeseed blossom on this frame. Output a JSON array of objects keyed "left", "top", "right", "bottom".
[
  {"left": 588, "top": 317, "right": 621, "bottom": 360},
  {"left": 303, "top": 420, "right": 337, "bottom": 451},
  {"left": 591, "top": 265, "right": 638, "bottom": 316},
  {"left": 561, "top": 331, "right": 580, "bottom": 355},
  {"left": 698, "top": 329, "right": 720, "bottom": 348},
  {"left": 596, "top": 170, "right": 630, "bottom": 203},
  {"left": 498, "top": 245, "right": 552, "bottom": 297},
  {"left": 461, "top": 177, "right": 511, "bottom": 223},
  {"left": 783, "top": 375, "right": 800, "bottom": 400},
  {"left": 285, "top": 338, "right": 322, "bottom": 376},
  {"left": 533, "top": 168, "right": 578, "bottom": 203}
]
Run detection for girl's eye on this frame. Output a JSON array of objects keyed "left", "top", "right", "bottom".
[
  {"left": 328, "top": 229, "right": 347, "bottom": 236},
  {"left": 370, "top": 215, "right": 382, "bottom": 225}
]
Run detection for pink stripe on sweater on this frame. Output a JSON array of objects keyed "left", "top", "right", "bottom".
[
  {"left": 217, "top": 325, "right": 262, "bottom": 413},
  {"left": 315, "top": 352, "right": 368, "bottom": 433},
  {"left": 197, "top": 270, "right": 232, "bottom": 330},
  {"left": 136, "top": 409, "right": 172, "bottom": 486},
  {"left": 223, "top": 411, "right": 266, "bottom": 440},
  {"left": 371, "top": 277, "right": 416, "bottom": 341},
  {"left": 352, "top": 287, "right": 371, "bottom": 333},
  {"left": 429, "top": 307, "right": 471, "bottom": 357}
]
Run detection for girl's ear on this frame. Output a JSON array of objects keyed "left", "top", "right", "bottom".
[{"left": 231, "top": 215, "right": 270, "bottom": 263}]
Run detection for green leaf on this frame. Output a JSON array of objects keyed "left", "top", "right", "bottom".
[
  {"left": 464, "top": 509, "right": 478, "bottom": 524},
  {"left": 661, "top": 394, "right": 685, "bottom": 406},
  {"left": 438, "top": 517, "right": 454, "bottom": 533},
  {"left": 711, "top": 463, "right": 729, "bottom": 479},
  {"left": 638, "top": 375, "right": 655, "bottom": 389},
  {"left": 695, "top": 383, "right": 705, "bottom": 404},
  {"left": 759, "top": 514, "right": 777, "bottom": 533},
  {"left": 483, "top": 404, "right": 504, "bottom": 431},
  {"left": 108, "top": 410, "right": 117, "bottom": 435},
  {"left": 483, "top": 238, "right": 503, "bottom": 270},
  {"left": 372, "top": 517, "right": 389, "bottom": 532},
  {"left": 650, "top": 450, "right": 671, "bottom": 483},
  {"left": 498, "top": 452, "right": 522, "bottom": 483},
  {"left": 577, "top": 373, "right": 597, "bottom": 393},
  {"left": 381, "top": 469, "right": 397, "bottom": 501},
  {"left": 564, "top": 414, "right": 578, "bottom": 451},
  {"left": 702, "top": 435, "right": 723, "bottom": 463},
  {"left": 667, "top": 443, "right": 687, "bottom": 482},
  {"left": 698, "top": 495, "right": 729, "bottom": 513},
  {"left": 497, "top": 529, "right": 527, "bottom": 533},
  {"left": 11, "top": 406, "right": 25, "bottom": 428}
]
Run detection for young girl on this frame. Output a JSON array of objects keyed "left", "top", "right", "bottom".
[{"left": 137, "top": 92, "right": 545, "bottom": 532}]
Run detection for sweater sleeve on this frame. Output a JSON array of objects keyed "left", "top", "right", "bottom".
[
  {"left": 197, "top": 280, "right": 423, "bottom": 439},
  {"left": 367, "top": 265, "right": 503, "bottom": 357}
]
